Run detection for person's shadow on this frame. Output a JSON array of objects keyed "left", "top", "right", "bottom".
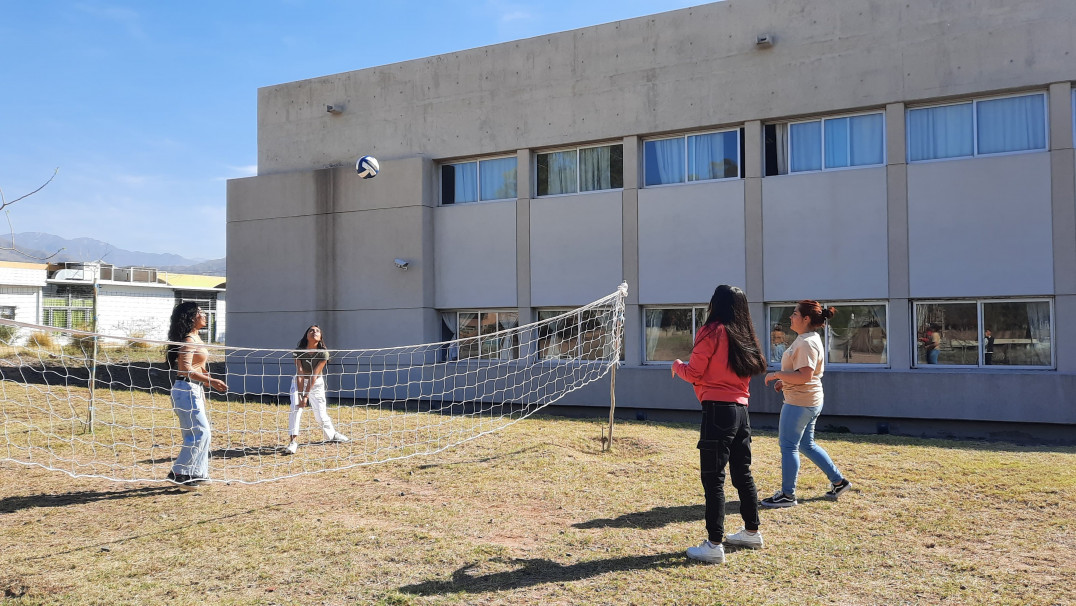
[
  {"left": 571, "top": 501, "right": 743, "bottom": 529},
  {"left": 0, "top": 486, "right": 183, "bottom": 514},
  {"left": 399, "top": 552, "right": 690, "bottom": 596}
]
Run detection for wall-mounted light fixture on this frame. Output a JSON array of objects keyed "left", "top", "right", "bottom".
[
  {"left": 756, "top": 34, "right": 774, "bottom": 47},
  {"left": 326, "top": 104, "right": 344, "bottom": 114},
  {"left": 393, "top": 258, "right": 410, "bottom": 270}
]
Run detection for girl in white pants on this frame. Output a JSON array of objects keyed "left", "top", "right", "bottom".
[{"left": 285, "top": 325, "right": 349, "bottom": 454}]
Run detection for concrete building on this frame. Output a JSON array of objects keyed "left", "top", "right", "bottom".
[{"left": 227, "top": 0, "right": 1076, "bottom": 436}]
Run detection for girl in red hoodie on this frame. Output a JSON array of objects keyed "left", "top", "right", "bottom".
[{"left": 672, "top": 285, "right": 768, "bottom": 564}]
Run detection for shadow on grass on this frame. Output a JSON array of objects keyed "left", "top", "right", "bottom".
[
  {"left": 399, "top": 551, "right": 690, "bottom": 596},
  {"left": 0, "top": 485, "right": 183, "bottom": 514},
  {"left": 572, "top": 501, "right": 747, "bottom": 530}
]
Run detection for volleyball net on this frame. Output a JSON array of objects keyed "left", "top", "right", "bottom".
[{"left": 0, "top": 283, "right": 627, "bottom": 485}]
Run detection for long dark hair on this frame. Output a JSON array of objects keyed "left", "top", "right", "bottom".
[
  {"left": 296, "top": 325, "right": 328, "bottom": 350},
  {"left": 700, "top": 285, "right": 767, "bottom": 378},
  {"left": 166, "top": 301, "right": 201, "bottom": 369}
]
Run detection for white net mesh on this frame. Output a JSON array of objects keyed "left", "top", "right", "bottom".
[{"left": 0, "top": 283, "right": 627, "bottom": 485}]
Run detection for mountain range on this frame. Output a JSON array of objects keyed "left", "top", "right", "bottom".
[{"left": 0, "top": 232, "right": 225, "bottom": 276}]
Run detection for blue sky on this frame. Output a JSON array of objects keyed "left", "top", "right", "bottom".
[{"left": 0, "top": 0, "right": 703, "bottom": 261}]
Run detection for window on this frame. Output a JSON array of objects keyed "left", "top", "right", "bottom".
[
  {"left": 907, "top": 92, "right": 1046, "bottom": 162},
  {"left": 43, "top": 285, "right": 94, "bottom": 329},
  {"left": 0, "top": 306, "right": 14, "bottom": 321},
  {"left": 913, "top": 299, "right": 1052, "bottom": 368},
  {"left": 537, "top": 309, "right": 623, "bottom": 361},
  {"left": 644, "top": 130, "right": 741, "bottom": 186},
  {"left": 536, "top": 143, "right": 623, "bottom": 196},
  {"left": 643, "top": 306, "right": 707, "bottom": 362},
  {"left": 440, "top": 310, "right": 519, "bottom": 360},
  {"left": 175, "top": 291, "right": 220, "bottom": 344},
  {"left": 767, "top": 302, "right": 889, "bottom": 367},
  {"left": 441, "top": 156, "right": 517, "bottom": 204},
  {"left": 763, "top": 112, "right": 885, "bottom": 176}
]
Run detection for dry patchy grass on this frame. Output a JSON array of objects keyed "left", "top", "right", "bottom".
[{"left": 1, "top": 416, "right": 1074, "bottom": 605}]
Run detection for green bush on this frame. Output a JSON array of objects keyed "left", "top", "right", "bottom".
[{"left": 0, "top": 324, "right": 16, "bottom": 345}]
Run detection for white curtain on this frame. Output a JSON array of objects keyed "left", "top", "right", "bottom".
[
  {"left": 790, "top": 121, "right": 822, "bottom": 172},
  {"left": 644, "top": 309, "right": 663, "bottom": 361},
  {"left": 824, "top": 118, "right": 849, "bottom": 168},
  {"left": 688, "top": 132, "right": 734, "bottom": 181},
  {"left": 976, "top": 94, "right": 1046, "bottom": 155},
  {"left": 579, "top": 146, "right": 610, "bottom": 191},
  {"left": 907, "top": 103, "right": 973, "bottom": 161},
  {"left": 850, "top": 113, "right": 884, "bottom": 166},
  {"left": 539, "top": 151, "right": 576, "bottom": 195},
  {"left": 453, "top": 162, "right": 478, "bottom": 203},
  {"left": 645, "top": 138, "right": 684, "bottom": 185},
  {"left": 479, "top": 157, "right": 517, "bottom": 201},
  {"left": 496, "top": 312, "right": 519, "bottom": 360},
  {"left": 1025, "top": 301, "right": 1051, "bottom": 366},
  {"left": 774, "top": 123, "right": 788, "bottom": 175}
]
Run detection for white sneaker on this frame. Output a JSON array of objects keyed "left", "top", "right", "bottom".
[
  {"left": 329, "top": 433, "right": 350, "bottom": 443},
  {"left": 284, "top": 441, "right": 298, "bottom": 455},
  {"left": 726, "top": 529, "right": 764, "bottom": 549},
  {"left": 686, "top": 539, "right": 725, "bottom": 564}
]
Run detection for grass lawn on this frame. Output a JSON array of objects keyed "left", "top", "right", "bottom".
[{"left": 2, "top": 414, "right": 1074, "bottom": 605}]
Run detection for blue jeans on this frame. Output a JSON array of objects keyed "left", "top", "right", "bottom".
[
  {"left": 927, "top": 349, "right": 939, "bottom": 364},
  {"left": 171, "top": 380, "right": 212, "bottom": 479},
  {"left": 778, "top": 403, "right": 842, "bottom": 497}
]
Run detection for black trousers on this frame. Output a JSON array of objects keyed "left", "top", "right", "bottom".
[{"left": 698, "top": 401, "right": 760, "bottom": 542}]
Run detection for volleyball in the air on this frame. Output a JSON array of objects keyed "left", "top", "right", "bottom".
[{"left": 356, "top": 155, "right": 380, "bottom": 179}]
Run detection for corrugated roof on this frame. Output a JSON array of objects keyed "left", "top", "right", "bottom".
[{"left": 159, "top": 273, "right": 226, "bottom": 289}]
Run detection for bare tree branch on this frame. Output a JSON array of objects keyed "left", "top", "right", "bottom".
[
  {"left": 0, "top": 169, "right": 65, "bottom": 260},
  {"left": 0, "top": 167, "right": 59, "bottom": 212}
]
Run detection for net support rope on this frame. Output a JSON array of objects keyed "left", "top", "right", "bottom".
[{"left": 0, "top": 283, "right": 627, "bottom": 485}]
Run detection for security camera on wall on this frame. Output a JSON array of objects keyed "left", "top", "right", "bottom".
[{"left": 393, "top": 259, "right": 409, "bottom": 270}]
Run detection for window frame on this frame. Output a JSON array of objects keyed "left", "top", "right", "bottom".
[
  {"left": 911, "top": 298, "right": 1055, "bottom": 369},
  {"left": 535, "top": 308, "right": 624, "bottom": 363},
  {"left": 786, "top": 110, "right": 887, "bottom": 174},
  {"left": 441, "top": 308, "right": 520, "bottom": 361},
  {"left": 641, "top": 305, "right": 708, "bottom": 364},
  {"left": 766, "top": 301, "right": 890, "bottom": 369},
  {"left": 42, "top": 285, "right": 94, "bottom": 330},
  {"left": 905, "top": 91, "right": 1049, "bottom": 163},
  {"left": 439, "top": 154, "right": 518, "bottom": 205},
  {"left": 534, "top": 141, "right": 624, "bottom": 198},
  {"left": 643, "top": 128, "right": 743, "bottom": 188}
]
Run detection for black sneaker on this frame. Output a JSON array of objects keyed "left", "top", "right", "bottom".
[
  {"left": 760, "top": 491, "right": 797, "bottom": 508},
  {"left": 826, "top": 479, "right": 851, "bottom": 500}
]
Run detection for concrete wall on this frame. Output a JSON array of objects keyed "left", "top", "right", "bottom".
[
  {"left": 229, "top": 0, "right": 1076, "bottom": 427},
  {"left": 763, "top": 168, "right": 890, "bottom": 302},
  {"left": 255, "top": 0, "right": 1076, "bottom": 174}
]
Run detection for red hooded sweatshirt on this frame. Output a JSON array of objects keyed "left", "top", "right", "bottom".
[{"left": 672, "top": 322, "right": 751, "bottom": 405}]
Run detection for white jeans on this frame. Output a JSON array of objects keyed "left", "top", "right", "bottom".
[{"left": 288, "top": 376, "right": 337, "bottom": 440}]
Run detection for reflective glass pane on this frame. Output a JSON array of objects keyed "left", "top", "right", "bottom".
[
  {"left": 644, "top": 138, "right": 685, "bottom": 186},
  {"left": 457, "top": 312, "right": 480, "bottom": 359},
  {"left": 479, "top": 157, "right": 517, "bottom": 201},
  {"left": 441, "top": 162, "right": 478, "bottom": 204},
  {"left": 915, "top": 302, "right": 978, "bottom": 366},
  {"left": 579, "top": 144, "right": 623, "bottom": 192},
  {"left": 767, "top": 306, "right": 796, "bottom": 365},
  {"left": 789, "top": 121, "right": 822, "bottom": 172},
  {"left": 982, "top": 301, "right": 1052, "bottom": 367},
  {"left": 687, "top": 131, "right": 738, "bottom": 181},
  {"left": 849, "top": 113, "right": 885, "bottom": 165},
  {"left": 907, "top": 103, "right": 973, "bottom": 161},
  {"left": 826, "top": 304, "right": 887, "bottom": 365},
  {"left": 644, "top": 308, "right": 693, "bottom": 362},
  {"left": 976, "top": 94, "right": 1046, "bottom": 155},
  {"left": 538, "top": 310, "right": 577, "bottom": 360},
  {"left": 823, "top": 117, "right": 850, "bottom": 168},
  {"left": 536, "top": 151, "right": 577, "bottom": 196}
]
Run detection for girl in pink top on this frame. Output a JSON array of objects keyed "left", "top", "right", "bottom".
[{"left": 672, "top": 285, "right": 768, "bottom": 563}]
